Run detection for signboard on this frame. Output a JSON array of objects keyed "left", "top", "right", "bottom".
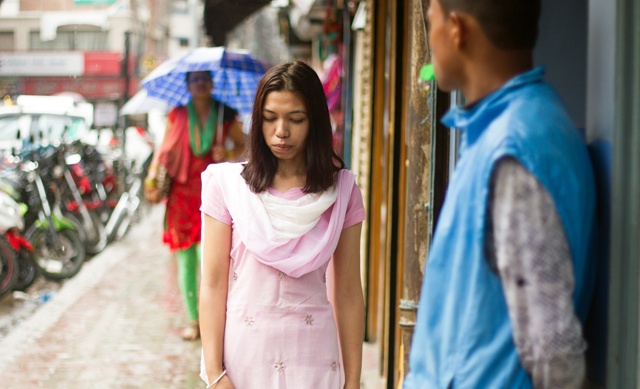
[
  {"left": 1, "top": 52, "right": 123, "bottom": 77},
  {"left": 84, "top": 52, "right": 122, "bottom": 76},
  {"left": 74, "top": 0, "right": 117, "bottom": 5},
  {"left": 21, "top": 76, "right": 138, "bottom": 100},
  {"left": 94, "top": 101, "right": 118, "bottom": 127},
  {"left": 0, "top": 53, "right": 84, "bottom": 76}
]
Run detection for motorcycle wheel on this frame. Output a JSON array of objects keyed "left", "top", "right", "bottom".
[
  {"left": 27, "top": 227, "right": 86, "bottom": 280},
  {"left": 84, "top": 210, "right": 108, "bottom": 255},
  {"left": 61, "top": 212, "right": 87, "bottom": 245},
  {"left": 0, "top": 236, "right": 18, "bottom": 298},
  {"left": 13, "top": 248, "right": 38, "bottom": 291}
]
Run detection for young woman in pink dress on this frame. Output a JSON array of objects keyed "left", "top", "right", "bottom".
[{"left": 199, "top": 61, "right": 366, "bottom": 388}]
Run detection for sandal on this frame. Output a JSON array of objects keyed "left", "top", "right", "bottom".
[{"left": 181, "top": 322, "right": 200, "bottom": 341}]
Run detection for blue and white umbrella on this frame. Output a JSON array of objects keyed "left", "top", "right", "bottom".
[
  {"left": 119, "top": 89, "right": 170, "bottom": 116},
  {"left": 140, "top": 47, "right": 271, "bottom": 115}
]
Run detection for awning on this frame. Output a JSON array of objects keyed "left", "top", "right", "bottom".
[{"left": 204, "top": 0, "right": 271, "bottom": 46}]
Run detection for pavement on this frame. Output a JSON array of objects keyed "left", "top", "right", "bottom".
[{"left": 0, "top": 205, "right": 386, "bottom": 389}]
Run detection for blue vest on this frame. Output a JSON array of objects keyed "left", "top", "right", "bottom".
[{"left": 404, "top": 68, "right": 596, "bottom": 388}]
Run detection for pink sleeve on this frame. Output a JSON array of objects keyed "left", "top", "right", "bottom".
[
  {"left": 200, "top": 165, "right": 232, "bottom": 225},
  {"left": 344, "top": 181, "right": 366, "bottom": 228}
]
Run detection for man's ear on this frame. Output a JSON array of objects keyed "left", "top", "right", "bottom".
[{"left": 448, "top": 12, "right": 469, "bottom": 50}]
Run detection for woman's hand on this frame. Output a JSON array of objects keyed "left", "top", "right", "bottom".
[
  {"left": 212, "top": 145, "right": 226, "bottom": 162},
  {"left": 144, "top": 186, "right": 164, "bottom": 204}
]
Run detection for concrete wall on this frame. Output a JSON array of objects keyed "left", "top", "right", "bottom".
[{"left": 534, "top": 0, "right": 588, "bottom": 128}]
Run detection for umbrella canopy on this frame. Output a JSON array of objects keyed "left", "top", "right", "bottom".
[
  {"left": 140, "top": 47, "right": 270, "bottom": 115},
  {"left": 120, "top": 89, "right": 170, "bottom": 116}
]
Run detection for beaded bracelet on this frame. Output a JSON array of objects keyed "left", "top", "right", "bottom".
[{"left": 205, "top": 369, "right": 226, "bottom": 388}]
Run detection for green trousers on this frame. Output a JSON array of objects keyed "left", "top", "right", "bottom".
[{"left": 176, "top": 244, "right": 199, "bottom": 321}]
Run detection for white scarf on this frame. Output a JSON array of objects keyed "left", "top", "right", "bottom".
[
  {"left": 201, "top": 163, "right": 355, "bottom": 278},
  {"left": 258, "top": 185, "right": 338, "bottom": 240}
]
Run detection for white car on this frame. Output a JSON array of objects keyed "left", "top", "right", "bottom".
[{"left": 0, "top": 95, "right": 93, "bottom": 154}]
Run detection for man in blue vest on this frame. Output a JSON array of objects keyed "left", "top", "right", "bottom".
[{"left": 403, "top": 0, "right": 596, "bottom": 388}]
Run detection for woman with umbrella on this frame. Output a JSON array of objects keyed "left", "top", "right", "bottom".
[{"left": 144, "top": 70, "right": 245, "bottom": 340}]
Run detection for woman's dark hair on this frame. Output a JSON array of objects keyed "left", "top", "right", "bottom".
[
  {"left": 439, "top": 0, "right": 541, "bottom": 50},
  {"left": 242, "top": 60, "right": 345, "bottom": 194}
]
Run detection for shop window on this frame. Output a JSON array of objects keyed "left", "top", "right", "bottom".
[
  {"left": 30, "top": 28, "right": 108, "bottom": 51},
  {"left": 0, "top": 32, "right": 14, "bottom": 50}
]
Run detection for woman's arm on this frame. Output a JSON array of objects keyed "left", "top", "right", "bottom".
[
  {"left": 211, "top": 119, "right": 245, "bottom": 162},
  {"left": 225, "top": 120, "right": 246, "bottom": 161},
  {"left": 199, "top": 214, "right": 234, "bottom": 388},
  {"left": 332, "top": 222, "right": 365, "bottom": 389},
  {"left": 144, "top": 120, "right": 173, "bottom": 203}
]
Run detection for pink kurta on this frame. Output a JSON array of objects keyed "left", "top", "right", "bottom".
[{"left": 200, "top": 163, "right": 365, "bottom": 388}]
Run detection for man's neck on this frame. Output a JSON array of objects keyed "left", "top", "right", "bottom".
[{"left": 462, "top": 50, "right": 534, "bottom": 104}]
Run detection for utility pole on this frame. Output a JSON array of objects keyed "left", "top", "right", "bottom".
[
  {"left": 123, "top": 31, "right": 131, "bottom": 102},
  {"left": 189, "top": 0, "right": 199, "bottom": 48},
  {"left": 116, "top": 30, "right": 132, "bottom": 195}
]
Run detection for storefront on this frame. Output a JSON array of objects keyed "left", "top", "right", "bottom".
[
  {"left": 342, "top": 0, "right": 639, "bottom": 388},
  {"left": 0, "top": 51, "right": 138, "bottom": 102}
]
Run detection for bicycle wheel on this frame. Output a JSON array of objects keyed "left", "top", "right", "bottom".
[
  {"left": 0, "top": 235, "right": 18, "bottom": 297},
  {"left": 27, "top": 227, "right": 86, "bottom": 280}
]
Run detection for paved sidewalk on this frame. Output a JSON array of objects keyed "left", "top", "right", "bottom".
[
  {"left": 0, "top": 206, "right": 202, "bottom": 388},
  {"left": 0, "top": 205, "right": 385, "bottom": 388}
]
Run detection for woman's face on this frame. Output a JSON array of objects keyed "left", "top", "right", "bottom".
[
  {"left": 187, "top": 71, "right": 213, "bottom": 99},
  {"left": 262, "top": 90, "right": 309, "bottom": 164}
]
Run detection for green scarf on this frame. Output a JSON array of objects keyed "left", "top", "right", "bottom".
[{"left": 187, "top": 100, "right": 217, "bottom": 157}]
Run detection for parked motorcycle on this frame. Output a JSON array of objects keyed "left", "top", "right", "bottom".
[
  {"left": 71, "top": 140, "right": 118, "bottom": 228},
  {"left": 0, "top": 230, "right": 18, "bottom": 298},
  {"left": 0, "top": 183, "right": 37, "bottom": 291},
  {"left": 16, "top": 146, "right": 86, "bottom": 280},
  {"left": 57, "top": 143, "right": 108, "bottom": 255}
]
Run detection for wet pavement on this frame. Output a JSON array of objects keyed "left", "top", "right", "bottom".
[{"left": 0, "top": 205, "right": 385, "bottom": 389}]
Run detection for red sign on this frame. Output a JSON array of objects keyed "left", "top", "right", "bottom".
[
  {"left": 21, "top": 76, "right": 138, "bottom": 100},
  {"left": 83, "top": 52, "right": 122, "bottom": 76}
]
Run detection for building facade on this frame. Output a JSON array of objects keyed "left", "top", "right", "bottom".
[
  {"left": 0, "top": 0, "right": 171, "bottom": 107},
  {"left": 265, "top": 1, "right": 638, "bottom": 388}
]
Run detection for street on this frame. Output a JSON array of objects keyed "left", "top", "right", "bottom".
[{"left": 0, "top": 205, "right": 383, "bottom": 388}]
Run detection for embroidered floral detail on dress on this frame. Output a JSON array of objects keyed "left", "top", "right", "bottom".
[
  {"left": 305, "top": 314, "right": 314, "bottom": 326},
  {"left": 233, "top": 272, "right": 238, "bottom": 281},
  {"left": 278, "top": 271, "right": 288, "bottom": 281},
  {"left": 244, "top": 315, "right": 254, "bottom": 327},
  {"left": 274, "top": 361, "right": 286, "bottom": 373},
  {"left": 330, "top": 361, "right": 338, "bottom": 372}
]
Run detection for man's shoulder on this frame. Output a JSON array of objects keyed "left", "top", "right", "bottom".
[{"left": 494, "top": 82, "right": 574, "bottom": 137}]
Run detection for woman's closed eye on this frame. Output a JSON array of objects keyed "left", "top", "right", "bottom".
[{"left": 263, "top": 116, "right": 306, "bottom": 124}]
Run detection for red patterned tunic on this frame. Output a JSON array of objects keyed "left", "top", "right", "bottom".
[{"left": 161, "top": 104, "right": 236, "bottom": 251}]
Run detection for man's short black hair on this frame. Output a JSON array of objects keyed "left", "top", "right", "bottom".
[{"left": 439, "top": 0, "right": 541, "bottom": 50}]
